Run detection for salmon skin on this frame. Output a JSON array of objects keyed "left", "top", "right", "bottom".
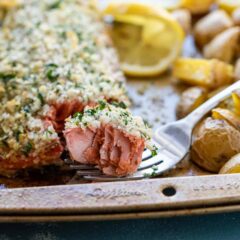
[{"left": 0, "top": 0, "right": 151, "bottom": 177}]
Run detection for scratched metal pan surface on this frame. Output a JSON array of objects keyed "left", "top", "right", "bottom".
[{"left": 1, "top": 34, "right": 240, "bottom": 221}]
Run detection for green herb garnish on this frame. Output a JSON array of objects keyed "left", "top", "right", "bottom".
[
  {"left": 48, "top": 0, "right": 62, "bottom": 9},
  {"left": 73, "top": 112, "right": 83, "bottom": 122},
  {"left": 45, "top": 63, "right": 59, "bottom": 82},
  {"left": 98, "top": 100, "right": 106, "bottom": 110},
  {"left": 0, "top": 73, "right": 16, "bottom": 84},
  {"left": 111, "top": 101, "right": 127, "bottom": 109},
  {"left": 151, "top": 145, "right": 158, "bottom": 157},
  {"left": 23, "top": 105, "right": 31, "bottom": 113},
  {"left": 85, "top": 109, "right": 97, "bottom": 116},
  {"left": 37, "top": 92, "right": 44, "bottom": 106},
  {"left": 22, "top": 142, "right": 32, "bottom": 156},
  {"left": 13, "top": 130, "right": 21, "bottom": 142}
]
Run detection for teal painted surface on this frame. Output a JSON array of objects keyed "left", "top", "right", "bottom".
[{"left": 0, "top": 212, "right": 240, "bottom": 240}]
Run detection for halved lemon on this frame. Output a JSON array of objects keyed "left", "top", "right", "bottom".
[
  {"left": 99, "top": 0, "right": 183, "bottom": 11},
  {"left": 218, "top": 0, "right": 240, "bottom": 13},
  {"left": 103, "top": 2, "right": 184, "bottom": 77}
]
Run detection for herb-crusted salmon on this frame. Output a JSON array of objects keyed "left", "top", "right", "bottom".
[
  {"left": 64, "top": 101, "right": 151, "bottom": 176},
  {"left": 0, "top": 0, "right": 151, "bottom": 176}
]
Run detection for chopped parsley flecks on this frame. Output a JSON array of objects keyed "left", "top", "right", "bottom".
[
  {"left": 45, "top": 64, "right": 59, "bottom": 82},
  {"left": 0, "top": 73, "right": 16, "bottom": 84},
  {"left": 67, "top": 102, "right": 151, "bottom": 141},
  {"left": 48, "top": 0, "right": 62, "bottom": 10},
  {"left": 13, "top": 130, "right": 21, "bottom": 142},
  {"left": 73, "top": 112, "right": 84, "bottom": 122},
  {"left": 85, "top": 108, "right": 97, "bottom": 116},
  {"left": 151, "top": 145, "right": 158, "bottom": 157},
  {"left": 21, "top": 142, "right": 33, "bottom": 156},
  {"left": 37, "top": 92, "right": 44, "bottom": 106},
  {"left": 111, "top": 101, "right": 127, "bottom": 109},
  {"left": 98, "top": 100, "right": 106, "bottom": 110}
]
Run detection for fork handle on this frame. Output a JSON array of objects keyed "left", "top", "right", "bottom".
[{"left": 184, "top": 80, "right": 240, "bottom": 127}]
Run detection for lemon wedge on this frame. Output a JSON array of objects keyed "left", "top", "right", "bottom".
[
  {"left": 173, "top": 58, "right": 233, "bottom": 89},
  {"left": 219, "top": 153, "right": 240, "bottom": 174},
  {"left": 99, "top": 0, "right": 183, "bottom": 11},
  {"left": 218, "top": 0, "right": 240, "bottom": 13},
  {"left": 104, "top": 3, "right": 184, "bottom": 77}
]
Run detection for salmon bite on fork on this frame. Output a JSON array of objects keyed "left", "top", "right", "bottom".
[{"left": 64, "top": 102, "right": 151, "bottom": 177}]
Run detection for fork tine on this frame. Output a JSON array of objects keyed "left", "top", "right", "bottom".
[
  {"left": 68, "top": 138, "right": 181, "bottom": 182},
  {"left": 142, "top": 148, "right": 152, "bottom": 160},
  {"left": 83, "top": 150, "right": 178, "bottom": 181},
  {"left": 77, "top": 170, "right": 102, "bottom": 176},
  {"left": 69, "top": 164, "right": 97, "bottom": 170},
  {"left": 83, "top": 175, "right": 143, "bottom": 181},
  {"left": 138, "top": 149, "right": 171, "bottom": 170}
]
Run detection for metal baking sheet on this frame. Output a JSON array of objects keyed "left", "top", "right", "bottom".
[{"left": 0, "top": 16, "right": 239, "bottom": 221}]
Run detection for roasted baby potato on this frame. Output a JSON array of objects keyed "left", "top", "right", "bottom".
[
  {"left": 182, "top": 0, "right": 215, "bottom": 14},
  {"left": 194, "top": 10, "right": 233, "bottom": 48},
  {"left": 173, "top": 58, "right": 234, "bottom": 89},
  {"left": 203, "top": 27, "right": 240, "bottom": 63},
  {"left": 234, "top": 59, "right": 240, "bottom": 80},
  {"left": 177, "top": 87, "right": 208, "bottom": 119},
  {"left": 232, "top": 8, "right": 240, "bottom": 26},
  {"left": 191, "top": 117, "right": 240, "bottom": 172},
  {"left": 172, "top": 9, "right": 191, "bottom": 34},
  {"left": 219, "top": 153, "right": 240, "bottom": 174}
]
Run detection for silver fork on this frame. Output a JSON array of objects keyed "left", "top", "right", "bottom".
[{"left": 66, "top": 81, "right": 240, "bottom": 182}]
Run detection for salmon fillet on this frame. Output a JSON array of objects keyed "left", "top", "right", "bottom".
[{"left": 0, "top": 0, "right": 151, "bottom": 177}]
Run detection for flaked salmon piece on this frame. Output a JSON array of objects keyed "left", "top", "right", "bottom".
[
  {"left": 99, "top": 125, "right": 145, "bottom": 176},
  {"left": 64, "top": 127, "right": 97, "bottom": 165},
  {"left": 64, "top": 124, "right": 145, "bottom": 176},
  {"left": 64, "top": 102, "right": 151, "bottom": 176},
  {"left": 46, "top": 100, "right": 86, "bottom": 132}
]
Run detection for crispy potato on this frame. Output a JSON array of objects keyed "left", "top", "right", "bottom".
[
  {"left": 194, "top": 10, "right": 233, "bottom": 48},
  {"left": 182, "top": 0, "right": 215, "bottom": 14},
  {"left": 212, "top": 108, "right": 240, "bottom": 131},
  {"left": 234, "top": 59, "right": 240, "bottom": 80},
  {"left": 203, "top": 27, "right": 240, "bottom": 63},
  {"left": 173, "top": 58, "right": 234, "bottom": 89},
  {"left": 177, "top": 87, "right": 208, "bottom": 119},
  {"left": 232, "top": 8, "right": 240, "bottom": 26},
  {"left": 191, "top": 117, "right": 240, "bottom": 172},
  {"left": 219, "top": 153, "right": 240, "bottom": 174},
  {"left": 172, "top": 9, "right": 191, "bottom": 34}
]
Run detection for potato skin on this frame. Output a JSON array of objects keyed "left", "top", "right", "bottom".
[
  {"left": 177, "top": 87, "right": 207, "bottom": 119},
  {"left": 191, "top": 117, "right": 240, "bottom": 172},
  {"left": 194, "top": 10, "right": 233, "bottom": 48}
]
